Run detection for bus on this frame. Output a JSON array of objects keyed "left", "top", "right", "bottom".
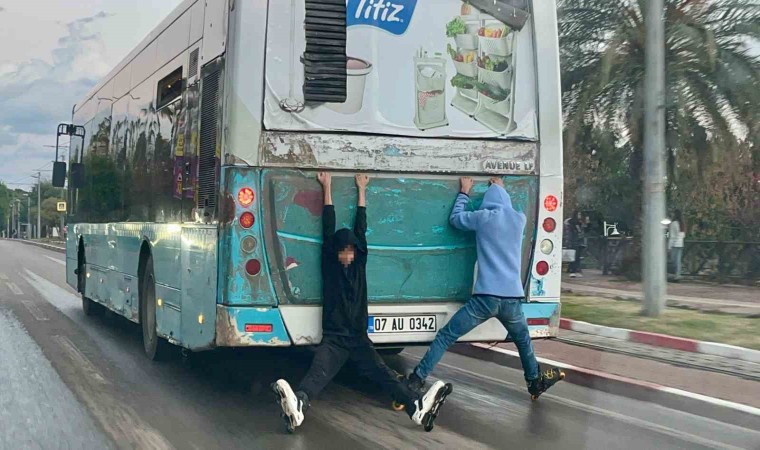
[{"left": 54, "top": 0, "right": 564, "bottom": 360}]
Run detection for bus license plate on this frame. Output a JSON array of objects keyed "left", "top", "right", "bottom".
[{"left": 368, "top": 316, "right": 436, "bottom": 334}]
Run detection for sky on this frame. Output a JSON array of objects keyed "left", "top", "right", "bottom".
[{"left": 0, "top": 0, "right": 183, "bottom": 190}]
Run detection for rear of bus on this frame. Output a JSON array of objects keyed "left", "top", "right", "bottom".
[{"left": 214, "top": 0, "right": 563, "bottom": 348}]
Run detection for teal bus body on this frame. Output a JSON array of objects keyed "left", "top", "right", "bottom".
[
  {"left": 66, "top": 167, "right": 557, "bottom": 351},
  {"left": 64, "top": 0, "right": 564, "bottom": 354}
]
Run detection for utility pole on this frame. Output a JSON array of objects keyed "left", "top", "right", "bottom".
[
  {"left": 26, "top": 195, "right": 31, "bottom": 239},
  {"left": 34, "top": 172, "right": 41, "bottom": 239},
  {"left": 642, "top": 0, "right": 667, "bottom": 316}
]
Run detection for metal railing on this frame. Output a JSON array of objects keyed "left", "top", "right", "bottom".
[{"left": 577, "top": 237, "right": 760, "bottom": 283}]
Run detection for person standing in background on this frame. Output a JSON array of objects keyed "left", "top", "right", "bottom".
[
  {"left": 567, "top": 211, "right": 588, "bottom": 278},
  {"left": 668, "top": 210, "right": 686, "bottom": 282}
]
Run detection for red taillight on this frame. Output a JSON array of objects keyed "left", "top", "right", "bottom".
[
  {"left": 245, "top": 259, "right": 261, "bottom": 276},
  {"left": 536, "top": 261, "right": 549, "bottom": 276},
  {"left": 527, "top": 318, "right": 550, "bottom": 326},
  {"left": 544, "top": 195, "right": 558, "bottom": 212},
  {"left": 239, "top": 212, "right": 255, "bottom": 229},
  {"left": 245, "top": 323, "right": 272, "bottom": 333},
  {"left": 238, "top": 187, "right": 255, "bottom": 207},
  {"left": 542, "top": 218, "right": 556, "bottom": 232}
]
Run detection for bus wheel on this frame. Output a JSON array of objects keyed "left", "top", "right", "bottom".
[
  {"left": 78, "top": 250, "right": 102, "bottom": 317},
  {"left": 82, "top": 296, "right": 103, "bottom": 317},
  {"left": 140, "top": 255, "right": 171, "bottom": 361}
]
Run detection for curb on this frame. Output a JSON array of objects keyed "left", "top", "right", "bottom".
[
  {"left": 560, "top": 318, "right": 760, "bottom": 364},
  {"left": 5, "top": 238, "right": 66, "bottom": 254},
  {"left": 452, "top": 343, "right": 760, "bottom": 428}
]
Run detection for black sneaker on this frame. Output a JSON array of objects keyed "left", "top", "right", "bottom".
[
  {"left": 406, "top": 372, "right": 426, "bottom": 393},
  {"left": 527, "top": 366, "right": 565, "bottom": 400}
]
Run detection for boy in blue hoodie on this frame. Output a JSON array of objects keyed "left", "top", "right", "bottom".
[{"left": 408, "top": 177, "right": 564, "bottom": 400}]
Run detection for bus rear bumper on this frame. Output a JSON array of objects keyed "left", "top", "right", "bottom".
[
  {"left": 215, "top": 302, "right": 560, "bottom": 348},
  {"left": 279, "top": 301, "right": 561, "bottom": 346},
  {"left": 215, "top": 305, "right": 291, "bottom": 347}
]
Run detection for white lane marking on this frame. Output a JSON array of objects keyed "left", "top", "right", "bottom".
[
  {"left": 402, "top": 351, "right": 754, "bottom": 450},
  {"left": 25, "top": 270, "right": 175, "bottom": 449},
  {"left": 53, "top": 335, "right": 108, "bottom": 385},
  {"left": 6, "top": 282, "right": 23, "bottom": 295},
  {"left": 22, "top": 269, "right": 79, "bottom": 311},
  {"left": 22, "top": 300, "right": 48, "bottom": 321},
  {"left": 0, "top": 272, "right": 8, "bottom": 281},
  {"left": 471, "top": 343, "right": 760, "bottom": 417},
  {"left": 45, "top": 255, "right": 66, "bottom": 266}
]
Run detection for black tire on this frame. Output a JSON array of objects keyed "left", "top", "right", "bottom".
[
  {"left": 140, "top": 255, "right": 171, "bottom": 361},
  {"left": 82, "top": 296, "right": 103, "bottom": 317},
  {"left": 378, "top": 347, "right": 404, "bottom": 356},
  {"left": 78, "top": 246, "right": 102, "bottom": 317}
]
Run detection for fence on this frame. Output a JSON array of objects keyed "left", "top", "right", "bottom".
[{"left": 580, "top": 237, "right": 760, "bottom": 284}]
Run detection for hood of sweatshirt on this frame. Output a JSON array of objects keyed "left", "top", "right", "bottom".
[
  {"left": 480, "top": 184, "right": 512, "bottom": 211},
  {"left": 333, "top": 228, "right": 363, "bottom": 253}
]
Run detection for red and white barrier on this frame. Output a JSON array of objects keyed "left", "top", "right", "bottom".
[{"left": 560, "top": 318, "right": 760, "bottom": 364}]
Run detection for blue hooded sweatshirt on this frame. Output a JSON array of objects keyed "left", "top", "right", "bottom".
[{"left": 450, "top": 184, "right": 526, "bottom": 298}]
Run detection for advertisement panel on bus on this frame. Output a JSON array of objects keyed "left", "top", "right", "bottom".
[{"left": 264, "top": 0, "right": 538, "bottom": 140}]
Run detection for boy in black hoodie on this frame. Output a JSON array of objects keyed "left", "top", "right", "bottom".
[{"left": 273, "top": 172, "right": 452, "bottom": 433}]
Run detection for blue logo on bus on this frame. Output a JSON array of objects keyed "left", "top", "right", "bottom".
[{"left": 347, "top": 0, "right": 418, "bottom": 35}]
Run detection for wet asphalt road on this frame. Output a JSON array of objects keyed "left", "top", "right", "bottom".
[{"left": 1, "top": 240, "right": 759, "bottom": 450}]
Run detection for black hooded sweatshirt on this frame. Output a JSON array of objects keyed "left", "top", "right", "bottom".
[{"left": 321, "top": 205, "right": 369, "bottom": 338}]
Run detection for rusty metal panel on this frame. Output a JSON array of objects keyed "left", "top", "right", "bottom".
[
  {"left": 181, "top": 225, "right": 218, "bottom": 350},
  {"left": 215, "top": 305, "right": 290, "bottom": 347},
  {"left": 217, "top": 168, "right": 278, "bottom": 306},
  {"left": 261, "top": 131, "right": 538, "bottom": 175},
  {"left": 261, "top": 169, "right": 538, "bottom": 306}
]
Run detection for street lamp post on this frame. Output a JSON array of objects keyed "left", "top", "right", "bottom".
[{"left": 27, "top": 195, "right": 31, "bottom": 239}]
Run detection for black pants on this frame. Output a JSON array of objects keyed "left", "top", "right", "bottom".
[
  {"left": 297, "top": 335, "right": 419, "bottom": 417},
  {"left": 569, "top": 245, "right": 584, "bottom": 273}
]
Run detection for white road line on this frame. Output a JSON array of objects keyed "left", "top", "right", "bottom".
[
  {"left": 6, "top": 282, "right": 23, "bottom": 295},
  {"left": 44, "top": 255, "right": 66, "bottom": 266},
  {"left": 0, "top": 272, "right": 8, "bottom": 281},
  {"left": 22, "top": 300, "right": 48, "bottom": 321},
  {"left": 471, "top": 343, "right": 760, "bottom": 417},
  {"left": 53, "top": 335, "right": 108, "bottom": 385}
]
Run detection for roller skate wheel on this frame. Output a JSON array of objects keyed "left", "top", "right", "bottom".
[
  {"left": 531, "top": 394, "right": 539, "bottom": 401},
  {"left": 283, "top": 415, "right": 295, "bottom": 433},
  {"left": 559, "top": 371, "right": 566, "bottom": 380},
  {"left": 392, "top": 401, "right": 405, "bottom": 411},
  {"left": 424, "top": 422, "right": 434, "bottom": 432}
]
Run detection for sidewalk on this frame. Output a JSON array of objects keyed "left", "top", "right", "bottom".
[
  {"left": 4, "top": 238, "right": 66, "bottom": 254},
  {"left": 562, "top": 269, "right": 760, "bottom": 316}
]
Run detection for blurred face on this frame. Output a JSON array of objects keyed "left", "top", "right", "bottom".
[{"left": 338, "top": 245, "right": 356, "bottom": 267}]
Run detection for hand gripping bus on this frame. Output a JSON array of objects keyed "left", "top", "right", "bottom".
[{"left": 52, "top": 0, "right": 564, "bottom": 360}]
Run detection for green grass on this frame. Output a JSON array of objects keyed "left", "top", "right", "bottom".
[{"left": 561, "top": 295, "right": 760, "bottom": 350}]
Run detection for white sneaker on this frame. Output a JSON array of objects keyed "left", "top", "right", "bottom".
[
  {"left": 272, "top": 379, "right": 305, "bottom": 432},
  {"left": 569, "top": 273, "right": 578, "bottom": 278},
  {"left": 411, "top": 380, "right": 453, "bottom": 431}
]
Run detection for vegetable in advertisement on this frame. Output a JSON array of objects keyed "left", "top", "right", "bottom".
[{"left": 446, "top": 17, "right": 467, "bottom": 37}]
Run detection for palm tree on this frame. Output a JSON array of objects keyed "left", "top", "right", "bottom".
[{"left": 559, "top": 0, "right": 760, "bottom": 188}]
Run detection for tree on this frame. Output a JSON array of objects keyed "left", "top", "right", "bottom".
[
  {"left": 0, "top": 182, "right": 10, "bottom": 234},
  {"left": 560, "top": 0, "right": 760, "bottom": 203},
  {"left": 30, "top": 197, "right": 64, "bottom": 230}
]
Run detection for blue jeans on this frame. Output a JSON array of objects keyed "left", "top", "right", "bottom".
[
  {"left": 415, "top": 295, "right": 540, "bottom": 381},
  {"left": 671, "top": 247, "right": 683, "bottom": 280}
]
